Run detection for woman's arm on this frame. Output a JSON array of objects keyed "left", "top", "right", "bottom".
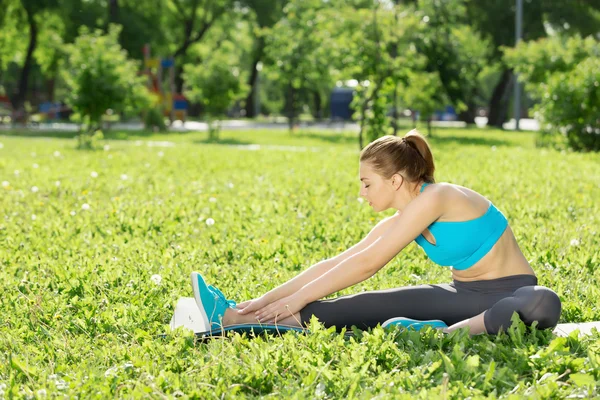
[{"left": 259, "top": 212, "right": 401, "bottom": 303}]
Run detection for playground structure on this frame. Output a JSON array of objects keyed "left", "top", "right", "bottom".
[{"left": 142, "top": 44, "right": 188, "bottom": 123}]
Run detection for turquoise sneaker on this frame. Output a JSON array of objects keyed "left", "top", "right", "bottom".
[
  {"left": 382, "top": 317, "right": 448, "bottom": 331},
  {"left": 191, "top": 272, "right": 237, "bottom": 330}
]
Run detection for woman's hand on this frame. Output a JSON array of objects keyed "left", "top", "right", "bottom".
[
  {"left": 235, "top": 295, "right": 272, "bottom": 316},
  {"left": 254, "top": 293, "right": 307, "bottom": 324}
]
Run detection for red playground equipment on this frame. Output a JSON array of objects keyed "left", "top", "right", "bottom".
[{"left": 142, "top": 44, "right": 188, "bottom": 122}]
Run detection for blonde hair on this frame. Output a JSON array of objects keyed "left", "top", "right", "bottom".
[{"left": 359, "top": 129, "right": 435, "bottom": 183}]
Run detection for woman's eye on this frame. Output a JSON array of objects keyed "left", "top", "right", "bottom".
[{"left": 365, "top": 185, "right": 370, "bottom": 188}]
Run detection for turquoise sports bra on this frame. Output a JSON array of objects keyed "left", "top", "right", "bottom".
[{"left": 414, "top": 183, "right": 508, "bottom": 270}]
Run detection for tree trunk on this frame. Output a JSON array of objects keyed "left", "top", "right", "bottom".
[
  {"left": 427, "top": 116, "right": 432, "bottom": 137},
  {"left": 244, "top": 37, "right": 265, "bottom": 118},
  {"left": 286, "top": 83, "right": 296, "bottom": 132},
  {"left": 487, "top": 69, "right": 513, "bottom": 128},
  {"left": 108, "top": 0, "right": 119, "bottom": 24},
  {"left": 11, "top": 7, "right": 38, "bottom": 122},
  {"left": 458, "top": 102, "right": 477, "bottom": 124},
  {"left": 46, "top": 77, "right": 55, "bottom": 103},
  {"left": 392, "top": 83, "right": 398, "bottom": 135},
  {"left": 312, "top": 90, "right": 322, "bottom": 120}
]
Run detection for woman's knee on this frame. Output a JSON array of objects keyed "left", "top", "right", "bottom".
[
  {"left": 484, "top": 285, "right": 562, "bottom": 334},
  {"left": 513, "top": 285, "right": 562, "bottom": 329}
]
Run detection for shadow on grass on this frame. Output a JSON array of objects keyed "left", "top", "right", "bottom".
[
  {"left": 0, "top": 129, "right": 192, "bottom": 141},
  {"left": 428, "top": 135, "right": 514, "bottom": 147},
  {"left": 293, "top": 131, "right": 357, "bottom": 145},
  {"left": 193, "top": 137, "right": 253, "bottom": 145}
]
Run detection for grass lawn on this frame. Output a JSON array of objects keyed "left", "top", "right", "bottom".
[{"left": 0, "top": 127, "right": 599, "bottom": 398}]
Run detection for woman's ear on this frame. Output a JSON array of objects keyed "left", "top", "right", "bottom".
[{"left": 392, "top": 174, "right": 404, "bottom": 190}]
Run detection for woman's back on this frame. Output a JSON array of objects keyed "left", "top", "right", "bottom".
[{"left": 420, "top": 183, "right": 535, "bottom": 282}]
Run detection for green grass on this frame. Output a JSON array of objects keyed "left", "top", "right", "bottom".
[{"left": 0, "top": 127, "right": 599, "bottom": 398}]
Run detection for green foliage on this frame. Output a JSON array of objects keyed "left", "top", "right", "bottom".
[
  {"left": 143, "top": 107, "right": 167, "bottom": 133},
  {"left": 0, "top": 128, "right": 599, "bottom": 397},
  {"left": 263, "top": 0, "right": 339, "bottom": 129},
  {"left": 414, "top": 0, "right": 492, "bottom": 115},
  {"left": 61, "top": 24, "right": 153, "bottom": 136},
  {"left": 184, "top": 38, "right": 251, "bottom": 140},
  {"left": 75, "top": 129, "right": 104, "bottom": 150},
  {"left": 504, "top": 35, "right": 600, "bottom": 151}
]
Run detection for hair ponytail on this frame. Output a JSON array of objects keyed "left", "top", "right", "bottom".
[
  {"left": 359, "top": 129, "right": 436, "bottom": 183},
  {"left": 403, "top": 130, "right": 435, "bottom": 183}
]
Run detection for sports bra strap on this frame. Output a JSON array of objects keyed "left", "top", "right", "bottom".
[{"left": 420, "top": 182, "right": 431, "bottom": 193}]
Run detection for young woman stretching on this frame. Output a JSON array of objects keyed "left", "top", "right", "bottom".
[{"left": 191, "top": 130, "right": 562, "bottom": 336}]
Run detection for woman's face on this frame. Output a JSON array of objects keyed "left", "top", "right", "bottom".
[
  {"left": 359, "top": 162, "right": 400, "bottom": 212},
  {"left": 359, "top": 162, "right": 414, "bottom": 212}
]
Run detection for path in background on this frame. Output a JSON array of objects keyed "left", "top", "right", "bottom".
[{"left": 0, "top": 117, "right": 540, "bottom": 133}]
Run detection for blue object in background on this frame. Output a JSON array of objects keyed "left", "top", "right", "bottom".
[
  {"left": 173, "top": 99, "right": 188, "bottom": 110},
  {"left": 161, "top": 58, "right": 174, "bottom": 68},
  {"left": 433, "top": 105, "right": 457, "bottom": 121},
  {"left": 330, "top": 87, "right": 354, "bottom": 120}
]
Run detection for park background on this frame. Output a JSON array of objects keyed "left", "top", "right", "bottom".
[{"left": 1, "top": 0, "right": 600, "bottom": 398}]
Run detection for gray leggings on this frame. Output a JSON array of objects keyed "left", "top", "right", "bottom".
[{"left": 299, "top": 274, "right": 562, "bottom": 335}]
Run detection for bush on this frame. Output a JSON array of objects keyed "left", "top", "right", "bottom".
[
  {"left": 62, "top": 24, "right": 153, "bottom": 138},
  {"left": 504, "top": 35, "right": 600, "bottom": 152},
  {"left": 144, "top": 107, "right": 167, "bottom": 132}
]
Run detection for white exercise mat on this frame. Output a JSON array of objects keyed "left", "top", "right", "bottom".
[
  {"left": 170, "top": 297, "right": 209, "bottom": 333},
  {"left": 169, "top": 297, "right": 600, "bottom": 337}
]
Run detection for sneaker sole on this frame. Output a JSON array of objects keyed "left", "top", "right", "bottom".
[
  {"left": 383, "top": 317, "right": 447, "bottom": 329},
  {"left": 190, "top": 272, "right": 210, "bottom": 329}
]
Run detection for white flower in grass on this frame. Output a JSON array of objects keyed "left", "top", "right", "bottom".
[
  {"left": 54, "top": 151, "right": 61, "bottom": 157},
  {"left": 91, "top": 171, "right": 98, "bottom": 178},
  {"left": 570, "top": 239, "right": 580, "bottom": 247},
  {"left": 491, "top": 146, "right": 497, "bottom": 152},
  {"left": 227, "top": 182, "right": 234, "bottom": 188},
  {"left": 31, "top": 215, "right": 36, "bottom": 221},
  {"left": 158, "top": 151, "right": 164, "bottom": 157},
  {"left": 55, "top": 181, "right": 61, "bottom": 187},
  {"left": 121, "top": 174, "right": 128, "bottom": 180},
  {"left": 55, "top": 380, "right": 68, "bottom": 390},
  {"left": 31, "top": 186, "right": 39, "bottom": 193},
  {"left": 81, "top": 203, "right": 90, "bottom": 210},
  {"left": 357, "top": 197, "right": 364, "bottom": 203},
  {"left": 104, "top": 145, "right": 110, "bottom": 151},
  {"left": 209, "top": 197, "right": 217, "bottom": 203},
  {"left": 151, "top": 274, "right": 162, "bottom": 285},
  {"left": 70, "top": 211, "right": 76, "bottom": 216},
  {"left": 206, "top": 218, "right": 215, "bottom": 226},
  {"left": 14, "top": 170, "right": 19, "bottom": 176},
  {"left": 0, "top": 142, "right": 3, "bottom": 148},
  {"left": 144, "top": 163, "right": 151, "bottom": 168},
  {"left": 37, "top": 389, "right": 47, "bottom": 397},
  {"left": 33, "top": 163, "right": 39, "bottom": 168},
  {"left": 2, "top": 181, "right": 8, "bottom": 187}
]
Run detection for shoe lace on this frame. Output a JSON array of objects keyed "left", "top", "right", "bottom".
[{"left": 209, "top": 285, "right": 236, "bottom": 308}]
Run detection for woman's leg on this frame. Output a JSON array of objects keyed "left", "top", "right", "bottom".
[
  {"left": 481, "top": 285, "right": 562, "bottom": 334},
  {"left": 298, "top": 283, "right": 485, "bottom": 333}
]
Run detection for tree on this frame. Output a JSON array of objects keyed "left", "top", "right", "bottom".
[
  {"left": 263, "top": 0, "right": 338, "bottom": 131},
  {"left": 61, "top": 25, "right": 153, "bottom": 147},
  {"left": 239, "top": 0, "right": 287, "bottom": 118},
  {"left": 183, "top": 39, "right": 250, "bottom": 140},
  {"left": 163, "top": 0, "right": 235, "bottom": 93},
  {"left": 5, "top": 0, "right": 59, "bottom": 121},
  {"left": 465, "top": 0, "right": 600, "bottom": 128},
  {"left": 504, "top": 35, "right": 600, "bottom": 151}
]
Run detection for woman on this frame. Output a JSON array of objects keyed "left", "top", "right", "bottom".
[{"left": 191, "top": 130, "right": 562, "bottom": 336}]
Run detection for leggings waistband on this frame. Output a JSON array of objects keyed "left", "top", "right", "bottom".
[{"left": 452, "top": 274, "right": 538, "bottom": 292}]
